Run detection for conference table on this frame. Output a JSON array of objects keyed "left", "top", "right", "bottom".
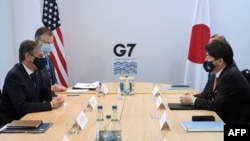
[{"left": 0, "top": 82, "right": 223, "bottom": 141}]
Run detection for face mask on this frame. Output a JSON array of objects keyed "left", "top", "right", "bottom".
[
  {"left": 33, "top": 57, "right": 47, "bottom": 69},
  {"left": 203, "top": 61, "right": 215, "bottom": 72},
  {"left": 42, "top": 43, "right": 53, "bottom": 54}
]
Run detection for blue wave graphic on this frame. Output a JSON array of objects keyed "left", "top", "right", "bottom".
[{"left": 114, "top": 61, "right": 138, "bottom": 75}]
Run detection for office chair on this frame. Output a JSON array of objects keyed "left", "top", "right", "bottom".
[
  {"left": 0, "top": 89, "right": 1, "bottom": 98},
  {"left": 241, "top": 69, "right": 250, "bottom": 83}
]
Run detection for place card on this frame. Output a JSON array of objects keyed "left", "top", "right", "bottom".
[
  {"left": 155, "top": 96, "right": 165, "bottom": 109},
  {"left": 62, "top": 135, "right": 69, "bottom": 141},
  {"left": 100, "top": 83, "right": 108, "bottom": 95},
  {"left": 160, "top": 111, "right": 171, "bottom": 130},
  {"left": 89, "top": 96, "right": 97, "bottom": 109},
  {"left": 76, "top": 111, "right": 88, "bottom": 130},
  {"left": 152, "top": 85, "right": 160, "bottom": 96}
]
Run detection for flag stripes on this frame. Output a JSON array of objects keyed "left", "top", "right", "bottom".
[{"left": 43, "top": 0, "right": 68, "bottom": 87}]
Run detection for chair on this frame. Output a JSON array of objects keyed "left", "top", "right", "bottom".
[
  {"left": 0, "top": 89, "right": 1, "bottom": 99},
  {"left": 241, "top": 69, "right": 250, "bottom": 83}
]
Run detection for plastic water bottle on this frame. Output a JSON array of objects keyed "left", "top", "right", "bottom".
[
  {"left": 128, "top": 70, "right": 134, "bottom": 93},
  {"left": 94, "top": 105, "right": 105, "bottom": 141},
  {"left": 109, "top": 105, "right": 122, "bottom": 141},
  {"left": 104, "top": 115, "right": 111, "bottom": 141},
  {"left": 119, "top": 70, "right": 125, "bottom": 94}
]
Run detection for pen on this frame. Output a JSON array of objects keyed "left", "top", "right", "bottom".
[{"left": 67, "top": 94, "right": 80, "bottom": 96}]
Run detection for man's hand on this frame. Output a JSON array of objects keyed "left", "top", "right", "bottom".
[
  {"left": 180, "top": 93, "right": 194, "bottom": 105},
  {"left": 51, "top": 96, "right": 64, "bottom": 109},
  {"left": 51, "top": 84, "right": 67, "bottom": 92}
]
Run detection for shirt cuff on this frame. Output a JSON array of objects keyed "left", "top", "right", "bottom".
[
  {"left": 191, "top": 97, "right": 197, "bottom": 105},
  {"left": 50, "top": 102, "right": 53, "bottom": 109}
]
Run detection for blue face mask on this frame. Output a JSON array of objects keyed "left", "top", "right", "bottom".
[
  {"left": 33, "top": 57, "right": 47, "bottom": 69},
  {"left": 42, "top": 43, "right": 53, "bottom": 54},
  {"left": 203, "top": 61, "right": 215, "bottom": 72}
]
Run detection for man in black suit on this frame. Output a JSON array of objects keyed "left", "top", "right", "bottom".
[
  {"left": 0, "top": 40, "right": 64, "bottom": 126},
  {"left": 180, "top": 40, "right": 250, "bottom": 124},
  {"left": 35, "top": 27, "right": 67, "bottom": 92}
]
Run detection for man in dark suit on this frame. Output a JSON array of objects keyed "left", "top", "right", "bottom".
[
  {"left": 35, "top": 27, "right": 67, "bottom": 92},
  {"left": 0, "top": 40, "right": 64, "bottom": 126},
  {"left": 180, "top": 40, "right": 250, "bottom": 124}
]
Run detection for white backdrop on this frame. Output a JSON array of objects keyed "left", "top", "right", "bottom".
[{"left": 1, "top": 0, "right": 250, "bottom": 91}]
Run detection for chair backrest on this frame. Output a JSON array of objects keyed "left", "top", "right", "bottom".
[
  {"left": 0, "top": 89, "right": 2, "bottom": 104},
  {"left": 241, "top": 69, "right": 250, "bottom": 83}
]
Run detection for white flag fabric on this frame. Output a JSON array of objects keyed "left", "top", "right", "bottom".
[{"left": 184, "top": 0, "right": 211, "bottom": 91}]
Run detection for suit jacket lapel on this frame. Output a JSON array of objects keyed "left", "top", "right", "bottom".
[{"left": 19, "top": 63, "right": 38, "bottom": 101}]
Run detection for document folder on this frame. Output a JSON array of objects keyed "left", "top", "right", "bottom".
[
  {"left": 166, "top": 85, "right": 191, "bottom": 90},
  {"left": 168, "top": 103, "right": 202, "bottom": 110},
  {"left": 181, "top": 121, "right": 224, "bottom": 132},
  {"left": 1, "top": 122, "right": 52, "bottom": 133},
  {"left": 6, "top": 120, "right": 42, "bottom": 129}
]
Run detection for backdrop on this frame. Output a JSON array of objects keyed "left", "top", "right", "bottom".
[{"left": 1, "top": 0, "right": 250, "bottom": 92}]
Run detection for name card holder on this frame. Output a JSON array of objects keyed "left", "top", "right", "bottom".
[
  {"left": 89, "top": 96, "right": 98, "bottom": 110},
  {"left": 100, "top": 83, "right": 108, "bottom": 95},
  {"left": 76, "top": 111, "right": 88, "bottom": 130},
  {"left": 160, "top": 111, "right": 171, "bottom": 130},
  {"left": 152, "top": 85, "right": 161, "bottom": 97},
  {"left": 156, "top": 96, "right": 165, "bottom": 109}
]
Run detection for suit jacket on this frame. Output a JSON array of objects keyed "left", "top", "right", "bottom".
[
  {"left": 194, "top": 62, "right": 250, "bottom": 124},
  {"left": 0, "top": 63, "right": 52, "bottom": 125}
]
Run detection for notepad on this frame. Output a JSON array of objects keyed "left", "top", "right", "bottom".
[
  {"left": 1, "top": 122, "right": 52, "bottom": 133},
  {"left": 181, "top": 121, "right": 224, "bottom": 132},
  {"left": 6, "top": 120, "right": 42, "bottom": 129}
]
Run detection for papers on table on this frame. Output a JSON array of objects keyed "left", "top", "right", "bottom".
[
  {"left": 181, "top": 121, "right": 224, "bottom": 132},
  {"left": 66, "top": 89, "right": 89, "bottom": 93},
  {"left": 72, "top": 81, "right": 100, "bottom": 90}
]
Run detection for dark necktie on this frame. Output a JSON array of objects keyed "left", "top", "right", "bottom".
[{"left": 30, "top": 72, "right": 36, "bottom": 88}]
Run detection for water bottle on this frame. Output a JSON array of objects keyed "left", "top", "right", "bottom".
[
  {"left": 94, "top": 105, "right": 105, "bottom": 141},
  {"left": 109, "top": 105, "right": 122, "bottom": 141},
  {"left": 104, "top": 115, "right": 111, "bottom": 141},
  {"left": 128, "top": 70, "right": 134, "bottom": 93},
  {"left": 119, "top": 70, "right": 125, "bottom": 94}
]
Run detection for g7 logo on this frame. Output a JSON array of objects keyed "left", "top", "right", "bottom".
[{"left": 113, "top": 43, "right": 136, "bottom": 57}]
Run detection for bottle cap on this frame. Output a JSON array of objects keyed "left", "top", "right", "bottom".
[
  {"left": 98, "top": 105, "right": 103, "bottom": 109},
  {"left": 106, "top": 114, "right": 111, "bottom": 119},
  {"left": 112, "top": 105, "right": 117, "bottom": 109}
]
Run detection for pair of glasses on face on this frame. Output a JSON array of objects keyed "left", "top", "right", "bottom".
[{"left": 29, "top": 53, "right": 45, "bottom": 58}]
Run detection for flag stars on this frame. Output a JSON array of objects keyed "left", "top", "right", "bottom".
[{"left": 42, "top": 0, "right": 61, "bottom": 31}]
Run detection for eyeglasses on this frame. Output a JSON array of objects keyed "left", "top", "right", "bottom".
[{"left": 29, "top": 53, "right": 45, "bottom": 58}]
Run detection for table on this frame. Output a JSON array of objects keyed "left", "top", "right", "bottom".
[{"left": 0, "top": 82, "right": 223, "bottom": 141}]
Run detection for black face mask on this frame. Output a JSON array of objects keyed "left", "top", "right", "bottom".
[
  {"left": 33, "top": 57, "right": 47, "bottom": 69},
  {"left": 203, "top": 61, "right": 215, "bottom": 72}
]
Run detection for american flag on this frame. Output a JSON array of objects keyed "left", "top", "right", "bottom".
[{"left": 42, "top": 0, "right": 68, "bottom": 87}]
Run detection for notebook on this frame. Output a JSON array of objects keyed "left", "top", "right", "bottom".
[
  {"left": 6, "top": 120, "right": 42, "bottom": 128},
  {"left": 168, "top": 103, "right": 202, "bottom": 110},
  {"left": 181, "top": 121, "right": 224, "bottom": 132},
  {"left": 1, "top": 122, "right": 52, "bottom": 133}
]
